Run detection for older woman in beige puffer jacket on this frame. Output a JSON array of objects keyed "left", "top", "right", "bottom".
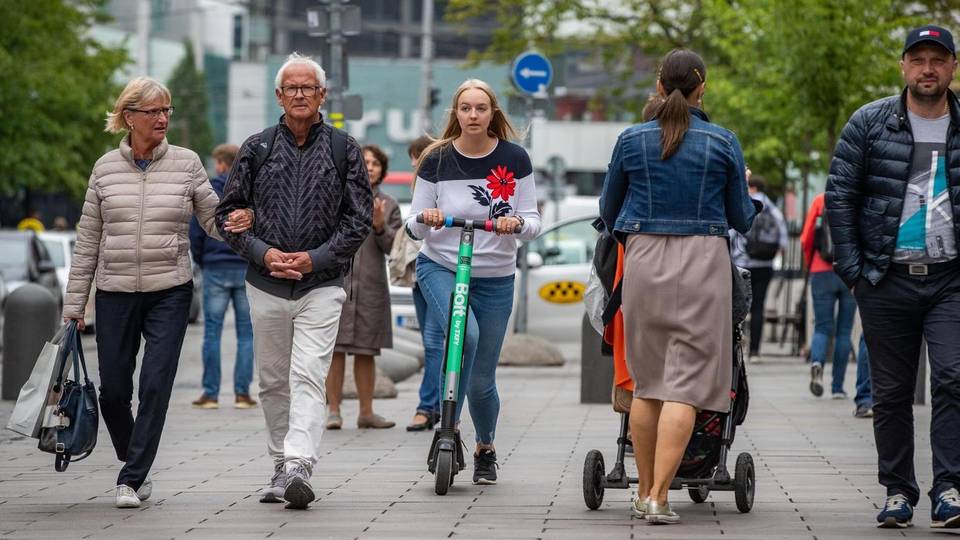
[{"left": 62, "top": 77, "right": 251, "bottom": 509}]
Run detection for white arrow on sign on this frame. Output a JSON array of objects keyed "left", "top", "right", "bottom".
[{"left": 519, "top": 67, "right": 548, "bottom": 79}]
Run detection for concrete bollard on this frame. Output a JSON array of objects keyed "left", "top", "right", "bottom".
[
  {"left": 580, "top": 313, "right": 614, "bottom": 404},
  {"left": 2, "top": 284, "right": 59, "bottom": 400}
]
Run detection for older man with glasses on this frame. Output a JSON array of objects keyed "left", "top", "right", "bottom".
[{"left": 215, "top": 53, "right": 372, "bottom": 510}]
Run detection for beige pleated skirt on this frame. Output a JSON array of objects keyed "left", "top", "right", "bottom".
[{"left": 622, "top": 234, "right": 732, "bottom": 413}]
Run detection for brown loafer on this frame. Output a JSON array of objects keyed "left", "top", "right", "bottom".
[
  {"left": 191, "top": 395, "right": 218, "bottom": 409},
  {"left": 235, "top": 394, "right": 258, "bottom": 409},
  {"left": 357, "top": 414, "right": 395, "bottom": 429}
]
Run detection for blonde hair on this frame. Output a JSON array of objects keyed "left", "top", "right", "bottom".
[
  {"left": 104, "top": 77, "right": 171, "bottom": 134},
  {"left": 416, "top": 79, "right": 518, "bottom": 174}
]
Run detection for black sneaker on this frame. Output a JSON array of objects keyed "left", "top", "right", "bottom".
[
  {"left": 283, "top": 463, "right": 315, "bottom": 510},
  {"left": 473, "top": 449, "right": 499, "bottom": 485}
]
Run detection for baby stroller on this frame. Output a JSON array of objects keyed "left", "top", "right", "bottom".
[{"left": 582, "top": 266, "right": 755, "bottom": 513}]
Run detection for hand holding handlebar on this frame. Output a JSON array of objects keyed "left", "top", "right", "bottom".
[{"left": 416, "top": 212, "right": 522, "bottom": 234}]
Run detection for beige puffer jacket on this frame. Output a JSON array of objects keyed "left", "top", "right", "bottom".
[{"left": 62, "top": 136, "right": 221, "bottom": 319}]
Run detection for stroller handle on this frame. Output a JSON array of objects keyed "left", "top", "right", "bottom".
[{"left": 416, "top": 213, "right": 522, "bottom": 234}]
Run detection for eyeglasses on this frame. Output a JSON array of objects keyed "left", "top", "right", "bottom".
[
  {"left": 127, "top": 107, "right": 175, "bottom": 118},
  {"left": 281, "top": 86, "right": 321, "bottom": 97}
]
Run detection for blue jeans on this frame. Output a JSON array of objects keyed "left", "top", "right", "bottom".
[
  {"left": 201, "top": 267, "right": 254, "bottom": 397},
  {"left": 810, "top": 271, "right": 857, "bottom": 394},
  {"left": 416, "top": 254, "right": 514, "bottom": 444},
  {"left": 855, "top": 335, "right": 873, "bottom": 408},
  {"left": 414, "top": 283, "right": 445, "bottom": 416}
]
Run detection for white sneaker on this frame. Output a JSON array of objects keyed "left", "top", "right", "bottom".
[
  {"left": 115, "top": 485, "right": 141, "bottom": 508},
  {"left": 137, "top": 476, "right": 152, "bottom": 501},
  {"left": 645, "top": 500, "right": 680, "bottom": 524}
]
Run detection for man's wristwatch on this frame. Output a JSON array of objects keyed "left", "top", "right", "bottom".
[{"left": 514, "top": 215, "right": 525, "bottom": 232}]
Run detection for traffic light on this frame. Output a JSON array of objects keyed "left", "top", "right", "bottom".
[{"left": 429, "top": 87, "right": 440, "bottom": 109}]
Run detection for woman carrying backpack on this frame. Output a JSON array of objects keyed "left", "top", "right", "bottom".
[
  {"left": 599, "top": 49, "right": 758, "bottom": 524},
  {"left": 800, "top": 193, "right": 858, "bottom": 402}
]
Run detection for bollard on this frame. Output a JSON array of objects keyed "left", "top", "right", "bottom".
[
  {"left": 580, "top": 313, "right": 614, "bottom": 404},
  {"left": 2, "top": 284, "right": 59, "bottom": 400}
]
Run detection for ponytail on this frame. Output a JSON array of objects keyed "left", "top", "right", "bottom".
[
  {"left": 651, "top": 49, "right": 707, "bottom": 160},
  {"left": 657, "top": 89, "right": 691, "bottom": 160}
]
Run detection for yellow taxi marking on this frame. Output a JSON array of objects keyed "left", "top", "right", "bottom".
[{"left": 538, "top": 281, "right": 586, "bottom": 304}]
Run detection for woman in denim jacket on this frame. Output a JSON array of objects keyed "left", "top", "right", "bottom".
[{"left": 599, "top": 49, "right": 759, "bottom": 524}]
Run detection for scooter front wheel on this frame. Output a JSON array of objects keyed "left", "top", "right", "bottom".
[{"left": 435, "top": 449, "right": 454, "bottom": 495}]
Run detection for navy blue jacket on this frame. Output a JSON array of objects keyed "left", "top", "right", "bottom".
[
  {"left": 826, "top": 89, "right": 960, "bottom": 287},
  {"left": 190, "top": 173, "right": 247, "bottom": 269},
  {"left": 600, "top": 108, "right": 758, "bottom": 239}
]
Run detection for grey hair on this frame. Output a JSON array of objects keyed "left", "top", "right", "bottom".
[
  {"left": 274, "top": 52, "right": 326, "bottom": 89},
  {"left": 105, "top": 77, "right": 171, "bottom": 134}
]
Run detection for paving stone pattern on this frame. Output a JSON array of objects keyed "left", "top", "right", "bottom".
[{"left": 0, "top": 322, "right": 954, "bottom": 539}]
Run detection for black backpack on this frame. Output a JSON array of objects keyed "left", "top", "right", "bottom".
[
  {"left": 590, "top": 217, "right": 622, "bottom": 327},
  {"left": 813, "top": 209, "right": 834, "bottom": 263},
  {"left": 250, "top": 124, "right": 348, "bottom": 186},
  {"left": 744, "top": 204, "right": 781, "bottom": 260}
]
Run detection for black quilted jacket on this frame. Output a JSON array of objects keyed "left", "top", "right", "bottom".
[
  {"left": 216, "top": 117, "right": 372, "bottom": 299},
  {"left": 825, "top": 89, "right": 960, "bottom": 288}
]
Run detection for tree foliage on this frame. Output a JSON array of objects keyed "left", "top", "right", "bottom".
[
  {"left": 447, "top": 0, "right": 950, "bottom": 189},
  {"left": 166, "top": 42, "right": 214, "bottom": 162},
  {"left": 0, "top": 0, "right": 128, "bottom": 198}
]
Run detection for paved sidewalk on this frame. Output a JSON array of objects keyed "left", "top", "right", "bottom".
[{"left": 0, "top": 323, "right": 954, "bottom": 539}]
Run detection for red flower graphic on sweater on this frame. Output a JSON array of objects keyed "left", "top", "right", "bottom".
[{"left": 485, "top": 165, "right": 516, "bottom": 201}]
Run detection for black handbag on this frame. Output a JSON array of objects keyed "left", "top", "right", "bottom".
[{"left": 37, "top": 325, "right": 99, "bottom": 471}]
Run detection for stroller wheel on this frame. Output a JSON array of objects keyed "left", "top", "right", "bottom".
[
  {"left": 733, "top": 452, "right": 755, "bottom": 513},
  {"left": 582, "top": 450, "right": 605, "bottom": 510},
  {"left": 688, "top": 485, "right": 710, "bottom": 503}
]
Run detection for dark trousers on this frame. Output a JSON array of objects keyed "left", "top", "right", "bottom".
[
  {"left": 855, "top": 267, "right": 960, "bottom": 505},
  {"left": 95, "top": 282, "right": 193, "bottom": 490},
  {"left": 748, "top": 266, "right": 773, "bottom": 355}
]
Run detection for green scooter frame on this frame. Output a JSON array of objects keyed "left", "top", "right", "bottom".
[{"left": 418, "top": 214, "right": 519, "bottom": 495}]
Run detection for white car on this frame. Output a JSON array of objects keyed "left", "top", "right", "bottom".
[
  {"left": 516, "top": 214, "right": 599, "bottom": 343},
  {"left": 39, "top": 231, "right": 96, "bottom": 332}
]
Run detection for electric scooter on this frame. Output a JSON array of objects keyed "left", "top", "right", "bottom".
[{"left": 417, "top": 214, "right": 520, "bottom": 495}]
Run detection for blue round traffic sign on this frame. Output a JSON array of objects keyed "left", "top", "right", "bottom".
[{"left": 511, "top": 52, "right": 553, "bottom": 95}]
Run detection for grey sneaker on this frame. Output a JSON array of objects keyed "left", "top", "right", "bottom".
[
  {"left": 115, "top": 485, "right": 141, "bottom": 508},
  {"left": 136, "top": 476, "right": 152, "bottom": 501},
  {"left": 854, "top": 405, "right": 874, "bottom": 418},
  {"left": 283, "top": 463, "right": 315, "bottom": 510},
  {"left": 259, "top": 466, "right": 286, "bottom": 503},
  {"left": 645, "top": 500, "right": 680, "bottom": 524},
  {"left": 809, "top": 363, "right": 824, "bottom": 397}
]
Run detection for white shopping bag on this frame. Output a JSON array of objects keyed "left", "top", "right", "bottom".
[{"left": 5, "top": 323, "right": 72, "bottom": 438}]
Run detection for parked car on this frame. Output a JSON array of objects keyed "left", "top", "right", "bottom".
[
  {"left": 0, "top": 230, "right": 62, "bottom": 309},
  {"left": 39, "top": 231, "right": 95, "bottom": 332}
]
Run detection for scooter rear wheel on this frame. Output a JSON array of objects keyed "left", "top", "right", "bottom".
[{"left": 435, "top": 449, "right": 454, "bottom": 495}]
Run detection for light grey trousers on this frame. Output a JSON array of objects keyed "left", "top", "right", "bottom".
[{"left": 247, "top": 284, "right": 345, "bottom": 472}]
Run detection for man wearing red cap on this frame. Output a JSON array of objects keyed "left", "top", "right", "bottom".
[{"left": 826, "top": 24, "right": 960, "bottom": 529}]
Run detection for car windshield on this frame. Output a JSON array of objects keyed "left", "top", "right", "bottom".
[
  {"left": 0, "top": 238, "right": 28, "bottom": 280},
  {"left": 379, "top": 182, "right": 413, "bottom": 204},
  {"left": 528, "top": 218, "right": 598, "bottom": 265},
  {"left": 41, "top": 239, "right": 66, "bottom": 267}
]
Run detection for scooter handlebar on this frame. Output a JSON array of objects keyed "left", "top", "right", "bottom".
[{"left": 416, "top": 214, "right": 522, "bottom": 234}]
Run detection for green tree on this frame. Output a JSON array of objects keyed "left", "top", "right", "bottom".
[
  {"left": 166, "top": 42, "right": 213, "bottom": 161},
  {"left": 447, "top": 0, "right": 943, "bottom": 190},
  {"left": 0, "top": 0, "right": 127, "bottom": 198}
]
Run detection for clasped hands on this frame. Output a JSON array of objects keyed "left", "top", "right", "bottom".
[{"left": 264, "top": 248, "right": 312, "bottom": 280}]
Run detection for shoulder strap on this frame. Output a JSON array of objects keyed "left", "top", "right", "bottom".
[
  {"left": 250, "top": 125, "right": 278, "bottom": 182},
  {"left": 330, "top": 126, "right": 348, "bottom": 187}
]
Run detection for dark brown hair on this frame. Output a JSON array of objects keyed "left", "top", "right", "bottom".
[
  {"left": 362, "top": 144, "right": 389, "bottom": 184},
  {"left": 408, "top": 135, "right": 432, "bottom": 161},
  {"left": 653, "top": 49, "right": 706, "bottom": 160},
  {"left": 748, "top": 175, "right": 766, "bottom": 193}
]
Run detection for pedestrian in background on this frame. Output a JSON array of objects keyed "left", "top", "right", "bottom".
[
  {"left": 600, "top": 48, "right": 758, "bottom": 525},
  {"left": 730, "top": 174, "right": 788, "bottom": 361},
  {"left": 325, "top": 143, "right": 402, "bottom": 430},
  {"left": 403, "top": 134, "right": 448, "bottom": 432},
  {"left": 826, "top": 25, "right": 960, "bottom": 529},
  {"left": 406, "top": 78, "right": 542, "bottom": 485},
  {"left": 62, "top": 77, "right": 250, "bottom": 509},
  {"left": 800, "top": 192, "right": 856, "bottom": 400},
  {"left": 216, "top": 53, "right": 371, "bottom": 510},
  {"left": 190, "top": 144, "right": 257, "bottom": 410}
]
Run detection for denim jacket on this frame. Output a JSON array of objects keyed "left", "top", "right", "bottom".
[{"left": 600, "top": 108, "right": 758, "bottom": 239}]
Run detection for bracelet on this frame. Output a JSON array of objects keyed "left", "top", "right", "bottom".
[{"left": 514, "top": 215, "right": 525, "bottom": 231}]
